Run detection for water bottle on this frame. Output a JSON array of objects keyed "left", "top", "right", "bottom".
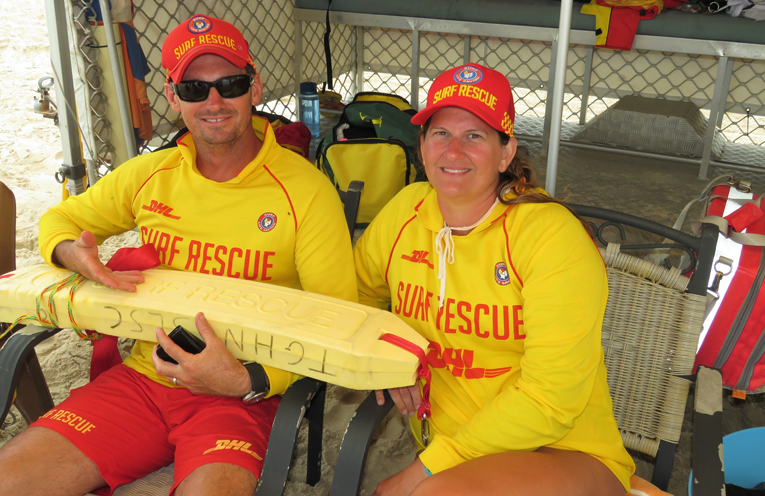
[{"left": 298, "top": 82, "right": 321, "bottom": 138}]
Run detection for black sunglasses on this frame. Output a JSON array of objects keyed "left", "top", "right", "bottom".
[{"left": 172, "top": 74, "right": 254, "bottom": 103}]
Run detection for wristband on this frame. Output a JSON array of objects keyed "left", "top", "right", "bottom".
[{"left": 241, "top": 362, "right": 270, "bottom": 404}]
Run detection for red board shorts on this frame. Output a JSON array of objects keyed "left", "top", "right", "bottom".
[{"left": 31, "top": 364, "right": 279, "bottom": 495}]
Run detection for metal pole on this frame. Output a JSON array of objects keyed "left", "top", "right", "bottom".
[
  {"left": 463, "top": 35, "right": 471, "bottom": 65},
  {"left": 716, "top": 59, "right": 734, "bottom": 129},
  {"left": 542, "top": 41, "right": 558, "bottom": 152},
  {"left": 545, "top": 0, "right": 573, "bottom": 197},
  {"left": 699, "top": 56, "right": 730, "bottom": 180},
  {"left": 99, "top": 1, "right": 136, "bottom": 159},
  {"left": 356, "top": 26, "right": 364, "bottom": 94},
  {"left": 411, "top": 29, "right": 421, "bottom": 111},
  {"left": 44, "top": 0, "right": 86, "bottom": 195},
  {"left": 63, "top": 0, "right": 99, "bottom": 187},
  {"left": 520, "top": 134, "right": 761, "bottom": 173},
  {"left": 295, "top": 19, "right": 304, "bottom": 102},
  {"left": 579, "top": 45, "right": 594, "bottom": 125}
]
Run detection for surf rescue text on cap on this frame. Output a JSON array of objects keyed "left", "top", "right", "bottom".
[
  {"left": 411, "top": 63, "right": 515, "bottom": 137},
  {"left": 162, "top": 14, "right": 256, "bottom": 82}
]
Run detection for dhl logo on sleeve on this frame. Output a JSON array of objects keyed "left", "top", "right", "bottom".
[{"left": 431, "top": 84, "right": 498, "bottom": 111}]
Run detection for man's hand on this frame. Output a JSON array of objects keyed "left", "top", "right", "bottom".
[
  {"left": 151, "top": 312, "right": 252, "bottom": 397},
  {"left": 376, "top": 384, "right": 422, "bottom": 417},
  {"left": 372, "top": 458, "right": 429, "bottom": 496},
  {"left": 53, "top": 230, "right": 144, "bottom": 292}
]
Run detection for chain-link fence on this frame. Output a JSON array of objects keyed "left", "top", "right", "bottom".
[
  {"left": 352, "top": 29, "right": 765, "bottom": 147},
  {"left": 69, "top": 0, "right": 116, "bottom": 176},
  {"left": 130, "top": 0, "right": 300, "bottom": 152},
  {"left": 68, "top": 1, "right": 765, "bottom": 175}
]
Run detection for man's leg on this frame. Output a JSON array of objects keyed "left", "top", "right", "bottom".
[
  {"left": 1, "top": 365, "right": 175, "bottom": 495},
  {"left": 167, "top": 393, "right": 281, "bottom": 496},
  {"left": 175, "top": 462, "right": 257, "bottom": 496},
  {"left": 0, "top": 426, "right": 105, "bottom": 496}
]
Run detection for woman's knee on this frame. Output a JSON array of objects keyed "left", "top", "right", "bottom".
[
  {"left": 409, "top": 473, "right": 451, "bottom": 496},
  {"left": 408, "top": 450, "right": 625, "bottom": 496}
]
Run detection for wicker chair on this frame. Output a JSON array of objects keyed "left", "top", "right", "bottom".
[
  {"left": 327, "top": 204, "right": 719, "bottom": 496},
  {"left": 598, "top": 242, "right": 705, "bottom": 484}
]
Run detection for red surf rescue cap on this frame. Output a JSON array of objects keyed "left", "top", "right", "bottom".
[
  {"left": 411, "top": 63, "right": 515, "bottom": 137},
  {"left": 162, "top": 14, "right": 256, "bottom": 82}
]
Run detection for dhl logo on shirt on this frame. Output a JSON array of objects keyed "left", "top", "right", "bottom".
[
  {"left": 142, "top": 200, "right": 181, "bottom": 220},
  {"left": 401, "top": 250, "right": 434, "bottom": 269},
  {"left": 203, "top": 439, "right": 263, "bottom": 460},
  {"left": 427, "top": 340, "right": 512, "bottom": 379}
]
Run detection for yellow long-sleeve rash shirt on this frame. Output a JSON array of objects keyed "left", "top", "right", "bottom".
[
  {"left": 39, "top": 116, "right": 357, "bottom": 394},
  {"left": 354, "top": 182, "right": 634, "bottom": 491}
]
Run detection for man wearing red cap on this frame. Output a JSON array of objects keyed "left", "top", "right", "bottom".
[
  {"left": 354, "top": 63, "right": 634, "bottom": 495},
  {"left": 0, "top": 14, "right": 356, "bottom": 496}
]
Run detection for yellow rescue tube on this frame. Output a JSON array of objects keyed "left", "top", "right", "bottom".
[{"left": 0, "top": 264, "right": 428, "bottom": 390}]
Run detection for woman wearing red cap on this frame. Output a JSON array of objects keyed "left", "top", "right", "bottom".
[{"left": 354, "top": 63, "right": 634, "bottom": 495}]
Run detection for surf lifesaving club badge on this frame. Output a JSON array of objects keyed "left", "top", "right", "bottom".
[
  {"left": 495, "top": 262, "right": 510, "bottom": 285},
  {"left": 454, "top": 65, "right": 483, "bottom": 85},
  {"left": 258, "top": 213, "right": 277, "bottom": 232},
  {"left": 188, "top": 15, "right": 214, "bottom": 34}
]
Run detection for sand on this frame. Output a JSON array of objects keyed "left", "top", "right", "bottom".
[
  {"left": 0, "top": 0, "right": 140, "bottom": 442},
  {"left": 0, "top": 0, "right": 93, "bottom": 438}
]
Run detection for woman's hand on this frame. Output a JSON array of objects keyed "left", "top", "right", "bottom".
[
  {"left": 372, "top": 458, "right": 429, "bottom": 496},
  {"left": 52, "top": 230, "right": 144, "bottom": 292},
  {"left": 376, "top": 384, "right": 422, "bottom": 417},
  {"left": 151, "top": 312, "right": 252, "bottom": 397}
]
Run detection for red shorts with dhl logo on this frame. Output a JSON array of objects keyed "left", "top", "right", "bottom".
[{"left": 31, "top": 365, "right": 279, "bottom": 496}]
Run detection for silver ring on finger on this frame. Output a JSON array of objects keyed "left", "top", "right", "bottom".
[{"left": 172, "top": 377, "right": 178, "bottom": 386}]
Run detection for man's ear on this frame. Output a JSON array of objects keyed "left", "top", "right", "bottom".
[
  {"left": 165, "top": 82, "right": 182, "bottom": 113},
  {"left": 250, "top": 73, "right": 263, "bottom": 107}
]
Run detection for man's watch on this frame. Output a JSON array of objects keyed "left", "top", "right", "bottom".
[{"left": 242, "top": 362, "right": 270, "bottom": 404}]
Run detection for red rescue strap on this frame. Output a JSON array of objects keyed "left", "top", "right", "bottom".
[{"left": 379, "top": 333, "right": 432, "bottom": 446}]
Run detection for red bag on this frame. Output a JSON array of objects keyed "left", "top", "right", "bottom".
[{"left": 684, "top": 177, "right": 765, "bottom": 394}]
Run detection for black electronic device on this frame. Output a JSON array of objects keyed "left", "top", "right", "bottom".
[{"left": 156, "top": 325, "right": 206, "bottom": 364}]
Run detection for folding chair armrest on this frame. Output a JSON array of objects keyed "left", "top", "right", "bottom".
[
  {"left": 0, "top": 181, "right": 16, "bottom": 276},
  {"left": 347, "top": 180, "right": 364, "bottom": 195},
  {"left": 255, "top": 378, "right": 326, "bottom": 496},
  {"left": 337, "top": 181, "right": 364, "bottom": 236},
  {"left": 650, "top": 440, "right": 678, "bottom": 490},
  {"left": 692, "top": 366, "right": 725, "bottom": 496},
  {"left": 567, "top": 204, "right": 719, "bottom": 297},
  {"left": 329, "top": 390, "right": 394, "bottom": 496},
  {"left": 0, "top": 325, "right": 61, "bottom": 424}
]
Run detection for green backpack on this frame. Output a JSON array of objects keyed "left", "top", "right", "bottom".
[{"left": 316, "top": 93, "right": 422, "bottom": 227}]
